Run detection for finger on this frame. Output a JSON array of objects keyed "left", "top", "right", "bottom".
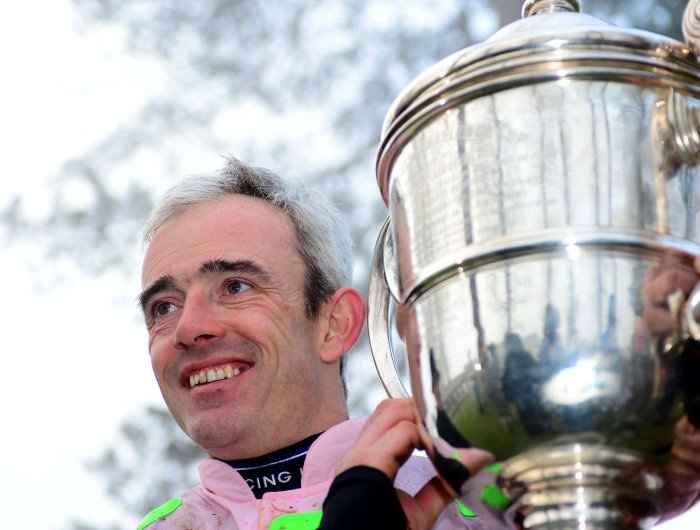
[
  {"left": 640, "top": 305, "right": 676, "bottom": 334},
  {"left": 364, "top": 419, "right": 422, "bottom": 477},
  {"left": 643, "top": 269, "right": 697, "bottom": 304},
  {"left": 668, "top": 418, "right": 700, "bottom": 491},
  {"left": 337, "top": 419, "right": 421, "bottom": 477},
  {"left": 671, "top": 445, "right": 700, "bottom": 476},
  {"left": 666, "top": 455, "right": 700, "bottom": 493},
  {"left": 359, "top": 399, "right": 416, "bottom": 445},
  {"left": 671, "top": 431, "right": 700, "bottom": 475},
  {"left": 451, "top": 448, "right": 495, "bottom": 476},
  {"left": 677, "top": 416, "right": 700, "bottom": 437},
  {"left": 415, "top": 414, "right": 435, "bottom": 455}
]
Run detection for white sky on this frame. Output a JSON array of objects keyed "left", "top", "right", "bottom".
[
  {"left": 0, "top": 2, "right": 697, "bottom": 530},
  {"left": 0, "top": 2, "right": 167, "bottom": 529}
]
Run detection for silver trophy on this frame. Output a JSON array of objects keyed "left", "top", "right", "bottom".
[{"left": 368, "top": 1, "right": 700, "bottom": 529}]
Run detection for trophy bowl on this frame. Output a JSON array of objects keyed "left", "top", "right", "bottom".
[{"left": 368, "top": 2, "right": 700, "bottom": 529}]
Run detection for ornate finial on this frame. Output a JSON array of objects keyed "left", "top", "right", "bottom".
[
  {"left": 683, "top": 0, "right": 700, "bottom": 51},
  {"left": 522, "top": 0, "right": 580, "bottom": 18}
]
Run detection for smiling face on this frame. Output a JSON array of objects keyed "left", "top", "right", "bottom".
[{"left": 141, "top": 195, "right": 350, "bottom": 458}]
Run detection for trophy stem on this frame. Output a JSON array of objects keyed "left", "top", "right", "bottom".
[{"left": 499, "top": 443, "right": 662, "bottom": 530}]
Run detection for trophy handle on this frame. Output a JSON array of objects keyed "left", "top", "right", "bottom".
[
  {"left": 685, "top": 282, "right": 700, "bottom": 341},
  {"left": 684, "top": 0, "right": 700, "bottom": 52},
  {"left": 368, "top": 217, "right": 410, "bottom": 398}
]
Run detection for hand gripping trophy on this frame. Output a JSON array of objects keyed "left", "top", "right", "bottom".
[{"left": 369, "top": 1, "right": 700, "bottom": 529}]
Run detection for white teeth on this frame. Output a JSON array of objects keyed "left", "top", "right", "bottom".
[{"left": 189, "top": 364, "right": 246, "bottom": 388}]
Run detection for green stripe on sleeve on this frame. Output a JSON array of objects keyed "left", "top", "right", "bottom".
[
  {"left": 455, "top": 499, "right": 476, "bottom": 518},
  {"left": 268, "top": 511, "right": 323, "bottom": 530},
  {"left": 481, "top": 484, "right": 510, "bottom": 510},
  {"left": 485, "top": 463, "right": 503, "bottom": 474},
  {"left": 137, "top": 498, "right": 183, "bottom": 530}
]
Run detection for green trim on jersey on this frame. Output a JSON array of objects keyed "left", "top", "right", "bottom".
[
  {"left": 455, "top": 499, "right": 476, "bottom": 518},
  {"left": 268, "top": 510, "right": 323, "bottom": 530},
  {"left": 485, "top": 463, "right": 503, "bottom": 474},
  {"left": 137, "top": 498, "right": 183, "bottom": 530},
  {"left": 481, "top": 484, "right": 510, "bottom": 510}
]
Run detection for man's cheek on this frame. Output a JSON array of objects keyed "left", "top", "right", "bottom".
[{"left": 150, "top": 348, "right": 173, "bottom": 384}]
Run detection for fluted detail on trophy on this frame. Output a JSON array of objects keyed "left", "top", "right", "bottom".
[
  {"left": 500, "top": 445, "right": 662, "bottom": 530},
  {"left": 667, "top": 90, "right": 700, "bottom": 164},
  {"left": 683, "top": 0, "right": 700, "bottom": 51},
  {"left": 522, "top": 0, "right": 580, "bottom": 18}
]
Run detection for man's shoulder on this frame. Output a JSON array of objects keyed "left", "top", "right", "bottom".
[
  {"left": 136, "top": 498, "right": 183, "bottom": 530},
  {"left": 135, "top": 488, "right": 231, "bottom": 530}
]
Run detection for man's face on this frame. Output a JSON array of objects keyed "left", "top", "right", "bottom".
[{"left": 141, "top": 195, "right": 341, "bottom": 458}]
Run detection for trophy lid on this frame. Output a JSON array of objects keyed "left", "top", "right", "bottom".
[{"left": 377, "top": 0, "right": 700, "bottom": 204}]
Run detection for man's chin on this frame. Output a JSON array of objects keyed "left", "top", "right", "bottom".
[{"left": 185, "top": 415, "right": 243, "bottom": 455}]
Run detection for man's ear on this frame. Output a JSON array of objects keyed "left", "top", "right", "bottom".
[{"left": 318, "top": 287, "right": 366, "bottom": 363}]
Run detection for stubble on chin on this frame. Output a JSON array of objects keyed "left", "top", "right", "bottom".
[{"left": 186, "top": 410, "right": 249, "bottom": 457}]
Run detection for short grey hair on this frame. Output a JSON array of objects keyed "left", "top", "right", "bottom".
[{"left": 144, "top": 157, "right": 353, "bottom": 318}]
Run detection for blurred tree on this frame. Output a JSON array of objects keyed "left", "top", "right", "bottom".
[
  {"left": 90, "top": 405, "right": 202, "bottom": 516},
  {"left": 56, "top": 0, "right": 688, "bottom": 405},
  {"left": 10, "top": 0, "right": 687, "bottom": 274},
  {"left": 64, "top": 405, "right": 203, "bottom": 530},
  {"left": 49, "top": 1, "right": 688, "bottom": 528}
]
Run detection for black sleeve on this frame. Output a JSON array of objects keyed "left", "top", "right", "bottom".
[{"left": 318, "top": 466, "right": 407, "bottom": 530}]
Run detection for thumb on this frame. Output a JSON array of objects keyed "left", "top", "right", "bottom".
[
  {"left": 409, "top": 449, "right": 494, "bottom": 529},
  {"left": 407, "top": 476, "right": 453, "bottom": 529}
]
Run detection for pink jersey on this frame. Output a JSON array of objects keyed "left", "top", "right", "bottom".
[{"left": 141, "top": 417, "right": 504, "bottom": 530}]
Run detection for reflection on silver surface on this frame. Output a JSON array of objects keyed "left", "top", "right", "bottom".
[
  {"left": 408, "top": 251, "right": 689, "bottom": 453},
  {"left": 392, "top": 248, "right": 700, "bottom": 529},
  {"left": 388, "top": 81, "right": 700, "bottom": 303},
  {"left": 368, "top": 3, "right": 700, "bottom": 530},
  {"left": 541, "top": 356, "right": 621, "bottom": 406}
]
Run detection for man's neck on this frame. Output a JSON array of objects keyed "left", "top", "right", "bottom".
[
  {"left": 219, "top": 432, "right": 324, "bottom": 498},
  {"left": 210, "top": 407, "right": 349, "bottom": 460}
]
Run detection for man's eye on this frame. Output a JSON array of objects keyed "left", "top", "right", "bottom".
[
  {"left": 224, "top": 279, "right": 252, "bottom": 295},
  {"left": 152, "top": 301, "right": 178, "bottom": 318}
]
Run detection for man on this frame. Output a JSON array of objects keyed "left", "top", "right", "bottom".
[{"left": 137, "top": 157, "right": 496, "bottom": 530}]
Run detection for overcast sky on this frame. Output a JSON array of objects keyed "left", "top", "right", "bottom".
[
  {"left": 1, "top": 2, "right": 698, "bottom": 530},
  {"left": 0, "top": 2, "right": 168, "bottom": 528}
]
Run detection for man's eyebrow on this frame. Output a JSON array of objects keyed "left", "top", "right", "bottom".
[
  {"left": 138, "top": 260, "right": 270, "bottom": 313},
  {"left": 198, "top": 259, "right": 271, "bottom": 282},
  {"left": 138, "top": 275, "right": 179, "bottom": 314}
]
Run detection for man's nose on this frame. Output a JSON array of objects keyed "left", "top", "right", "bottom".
[{"left": 174, "top": 290, "right": 224, "bottom": 349}]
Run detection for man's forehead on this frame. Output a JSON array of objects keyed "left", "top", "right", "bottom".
[
  {"left": 141, "top": 242, "right": 285, "bottom": 289},
  {"left": 146, "top": 256, "right": 271, "bottom": 285},
  {"left": 141, "top": 196, "right": 300, "bottom": 284}
]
